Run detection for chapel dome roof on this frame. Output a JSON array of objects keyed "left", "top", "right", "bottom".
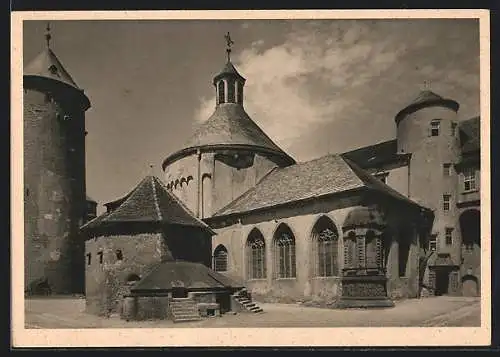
[{"left": 395, "top": 90, "right": 459, "bottom": 125}]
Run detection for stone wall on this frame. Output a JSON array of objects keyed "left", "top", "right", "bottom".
[
  {"left": 24, "top": 85, "right": 87, "bottom": 295},
  {"left": 211, "top": 193, "right": 421, "bottom": 304},
  {"left": 84, "top": 233, "right": 165, "bottom": 316}
]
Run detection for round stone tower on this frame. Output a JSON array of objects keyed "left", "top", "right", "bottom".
[
  {"left": 23, "top": 25, "right": 91, "bottom": 295},
  {"left": 395, "top": 90, "right": 462, "bottom": 268},
  {"left": 162, "top": 35, "right": 295, "bottom": 218}
]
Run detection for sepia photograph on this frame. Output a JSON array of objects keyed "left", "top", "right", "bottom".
[{"left": 11, "top": 10, "right": 491, "bottom": 347}]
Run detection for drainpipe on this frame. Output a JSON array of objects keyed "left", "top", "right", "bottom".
[
  {"left": 407, "top": 156, "right": 411, "bottom": 199},
  {"left": 196, "top": 149, "right": 201, "bottom": 218}
]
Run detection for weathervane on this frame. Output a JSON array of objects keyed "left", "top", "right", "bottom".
[
  {"left": 224, "top": 32, "right": 234, "bottom": 62},
  {"left": 45, "top": 22, "right": 52, "bottom": 48}
]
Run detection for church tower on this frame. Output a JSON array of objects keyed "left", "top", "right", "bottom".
[
  {"left": 162, "top": 33, "right": 295, "bottom": 218},
  {"left": 24, "top": 24, "right": 91, "bottom": 295}
]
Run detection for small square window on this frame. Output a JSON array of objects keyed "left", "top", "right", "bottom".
[
  {"left": 443, "top": 194, "right": 451, "bottom": 211},
  {"left": 86, "top": 253, "right": 91, "bottom": 265},
  {"left": 463, "top": 168, "right": 477, "bottom": 192},
  {"left": 451, "top": 122, "right": 457, "bottom": 136},
  {"left": 97, "top": 251, "right": 103, "bottom": 264},
  {"left": 431, "top": 120, "right": 441, "bottom": 136},
  {"left": 445, "top": 228, "right": 453, "bottom": 245},
  {"left": 429, "top": 235, "right": 437, "bottom": 252},
  {"left": 443, "top": 163, "right": 451, "bottom": 176}
]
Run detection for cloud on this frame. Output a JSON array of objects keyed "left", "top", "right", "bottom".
[{"left": 195, "top": 20, "right": 480, "bottom": 161}]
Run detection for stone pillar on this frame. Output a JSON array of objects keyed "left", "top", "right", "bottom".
[
  {"left": 386, "top": 232, "right": 399, "bottom": 295},
  {"left": 406, "top": 224, "right": 420, "bottom": 298}
]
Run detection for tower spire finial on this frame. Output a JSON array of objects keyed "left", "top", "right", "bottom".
[
  {"left": 224, "top": 32, "right": 234, "bottom": 62},
  {"left": 423, "top": 79, "right": 431, "bottom": 91},
  {"left": 45, "top": 22, "right": 52, "bottom": 49}
]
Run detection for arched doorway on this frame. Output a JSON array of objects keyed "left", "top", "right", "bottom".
[{"left": 461, "top": 275, "right": 479, "bottom": 297}]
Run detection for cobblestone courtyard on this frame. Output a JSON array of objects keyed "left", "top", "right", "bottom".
[{"left": 24, "top": 295, "right": 481, "bottom": 329}]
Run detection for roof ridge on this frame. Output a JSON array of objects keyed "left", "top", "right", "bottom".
[
  {"left": 151, "top": 177, "right": 163, "bottom": 221},
  {"left": 154, "top": 176, "right": 214, "bottom": 231}
]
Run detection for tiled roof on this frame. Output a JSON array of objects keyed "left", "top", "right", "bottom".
[
  {"left": 214, "top": 154, "right": 426, "bottom": 217},
  {"left": 341, "top": 139, "right": 403, "bottom": 169},
  {"left": 395, "top": 90, "right": 459, "bottom": 124},
  {"left": 130, "top": 260, "right": 244, "bottom": 292},
  {"left": 163, "top": 103, "right": 295, "bottom": 168},
  {"left": 459, "top": 116, "right": 480, "bottom": 154},
  {"left": 408, "top": 90, "right": 444, "bottom": 106},
  {"left": 24, "top": 48, "right": 80, "bottom": 89},
  {"left": 80, "top": 176, "right": 212, "bottom": 233}
]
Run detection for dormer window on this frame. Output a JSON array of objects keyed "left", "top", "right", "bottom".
[
  {"left": 430, "top": 120, "right": 441, "bottom": 136},
  {"left": 48, "top": 64, "right": 59, "bottom": 76}
]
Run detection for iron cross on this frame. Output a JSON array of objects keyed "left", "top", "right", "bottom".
[{"left": 225, "top": 32, "right": 234, "bottom": 61}]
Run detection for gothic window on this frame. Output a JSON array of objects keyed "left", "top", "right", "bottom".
[
  {"left": 213, "top": 245, "right": 228, "bottom": 272},
  {"left": 116, "top": 249, "right": 123, "bottom": 261},
  {"left": 445, "top": 228, "right": 453, "bottom": 245},
  {"left": 431, "top": 120, "right": 441, "bottom": 136},
  {"left": 311, "top": 216, "right": 339, "bottom": 277},
  {"left": 217, "top": 80, "right": 225, "bottom": 104},
  {"left": 463, "top": 168, "right": 477, "bottom": 192},
  {"left": 344, "top": 232, "right": 356, "bottom": 269},
  {"left": 443, "top": 194, "right": 451, "bottom": 211},
  {"left": 227, "top": 79, "right": 235, "bottom": 103},
  {"left": 273, "top": 224, "right": 296, "bottom": 279},
  {"left": 246, "top": 228, "right": 266, "bottom": 279}
]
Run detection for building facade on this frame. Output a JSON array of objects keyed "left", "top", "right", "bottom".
[
  {"left": 162, "top": 52, "right": 481, "bottom": 304},
  {"left": 23, "top": 28, "right": 91, "bottom": 295}
]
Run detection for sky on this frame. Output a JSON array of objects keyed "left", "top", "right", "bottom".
[{"left": 22, "top": 18, "right": 480, "bottom": 214}]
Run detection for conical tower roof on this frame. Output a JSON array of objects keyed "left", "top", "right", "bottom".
[
  {"left": 24, "top": 47, "right": 80, "bottom": 90},
  {"left": 395, "top": 90, "right": 459, "bottom": 124},
  {"left": 80, "top": 176, "right": 214, "bottom": 235}
]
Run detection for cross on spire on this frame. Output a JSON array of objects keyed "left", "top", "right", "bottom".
[
  {"left": 224, "top": 32, "right": 234, "bottom": 62},
  {"left": 423, "top": 80, "right": 431, "bottom": 90},
  {"left": 45, "top": 22, "right": 52, "bottom": 48}
]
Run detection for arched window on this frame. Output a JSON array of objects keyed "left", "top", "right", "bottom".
[
  {"left": 312, "top": 216, "right": 339, "bottom": 277},
  {"left": 217, "top": 80, "right": 225, "bottom": 104},
  {"left": 273, "top": 224, "right": 296, "bottom": 279},
  {"left": 227, "top": 79, "right": 235, "bottom": 102},
  {"left": 246, "top": 228, "right": 266, "bottom": 279},
  {"left": 213, "top": 245, "right": 228, "bottom": 272}
]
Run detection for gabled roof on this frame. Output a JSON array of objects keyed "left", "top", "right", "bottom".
[
  {"left": 213, "top": 153, "right": 428, "bottom": 218},
  {"left": 130, "top": 260, "right": 244, "bottom": 292},
  {"left": 24, "top": 48, "right": 80, "bottom": 90},
  {"left": 459, "top": 116, "right": 480, "bottom": 154},
  {"left": 342, "top": 139, "right": 408, "bottom": 169},
  {"left": 80, "top": 176, "right": 213, "bottom": 234},
  {"left": 162, "top": 103, "right": 295, "bottom": 168}
]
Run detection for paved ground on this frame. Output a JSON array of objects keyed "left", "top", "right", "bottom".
[{"left": 24, "top": 296, "right": 481, "bottom": 329}]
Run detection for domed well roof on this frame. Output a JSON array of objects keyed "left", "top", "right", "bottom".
[
  {"left": 24, "top": 48, "right": 80, "bottom": 90},
  {"left": 162, "top": 103, "right": 295, "bottom": 169},
  {"left": 342, "top": 206, "right": 386, "bottom": 231}
]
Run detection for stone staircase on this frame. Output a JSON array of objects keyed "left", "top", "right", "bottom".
[
  {"left": 233, "top": 289, "right": 264, "bottom": 314},
  {"left": 169, "top": 298, "right": 201, "bottom": 323}
]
